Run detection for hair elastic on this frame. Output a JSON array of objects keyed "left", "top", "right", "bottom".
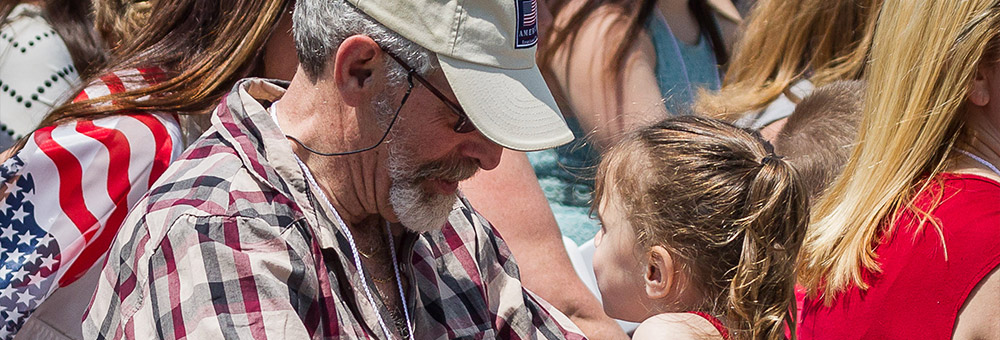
[{"left": 760, "top": 154, "right": 782, "bottom": 165}]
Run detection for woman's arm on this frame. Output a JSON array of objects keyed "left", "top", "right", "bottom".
[
  {"left": 953, "top": 265, "right": 1000, "bottom": 339},
  {"left": 0, "top": 111, "right": 180, "bottom": 339},
  {"left": 548, "top": 6, "right": 669, "bottom": 150}
]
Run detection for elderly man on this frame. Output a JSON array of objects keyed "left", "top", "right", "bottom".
[{"left": 82, "top": 0, "right": 585, "bottom": 339}]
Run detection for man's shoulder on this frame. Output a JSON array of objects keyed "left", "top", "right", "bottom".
[
  {"left": 140, "top": 133, "right": 246, "bottom": 215},
  {"left": 130, "top": 130, "right": 304, "bottom": 232}
]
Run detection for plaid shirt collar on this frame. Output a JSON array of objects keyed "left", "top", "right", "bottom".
[
  {"left": 213, "top": 78, "right": 418, "bottom": 337},
  {"left": 212, "top": 78, "right": 344, "bottom": 251}
]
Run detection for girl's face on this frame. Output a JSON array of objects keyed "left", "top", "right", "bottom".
[{"left": 593, "top": 191, "right": 654, "bottom": 322}]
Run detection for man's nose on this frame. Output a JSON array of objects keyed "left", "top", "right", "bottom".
[{"left": 460, "top": 132, "right": 503, "bottom": 170}]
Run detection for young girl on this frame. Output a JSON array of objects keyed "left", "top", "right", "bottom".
[{"left": 592, "top": 115, "right": 807, "bottom": 339}]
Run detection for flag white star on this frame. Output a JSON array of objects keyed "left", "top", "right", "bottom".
[
  {"left": 0, "top": 226, "right": 17, "bottom": 242},
  {"left": 37, "top": 233, "right": 54, "bottom": 246},
  {"left": 0, "top": 285, "right": 16, "bottom": 300},
  {"left": 7, "top": 249, "right": 24, "bottom": 263},
  {"left": 10, "top": 268, "right": 28, "bottom": 283},
  {"left": 15, "top": 290, "right": 33, "bottom": 308},
  {"left": 16, "top": 233, "right": 32, "bottom": 247},
  {"left": 9, "top": 205, "right": 28, "bottom": 224},
  {"left": 4, "top": 178, "right": 21, "bottom": 197},
  {"left": 6, "top": 307, "right": 21, "bottom": 323},
  {"left": 18, "top": 184, "right": 34, "bottom": 202},
  {"left": 0, "top": 321, "right": 10, "bottom": 339},
  {"left": 23, "top": 251, "right": 41, "bottom": 265},
  {"left": 26, "top": 272, "right": 45, "bottom": 289},
  {"left": 39, "top": 256, "right": 57, "bottom": 271}
]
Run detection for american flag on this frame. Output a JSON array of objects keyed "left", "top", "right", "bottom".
[
  {"left": 522, "top": 0, "right": 537, "bottom": 26},
  {"left": 0, "top": 157, "right": 59, "bottom": 338},
  {"left": 0, "top": 68, "right": 182, "bottom": 339}
]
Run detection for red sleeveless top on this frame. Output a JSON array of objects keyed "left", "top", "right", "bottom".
[
  {"left": 688, "top": 311, "right": 731, "bottom": 340},
  {"left": 799, "top": 173, "right": 1000, "bottom": 339}
]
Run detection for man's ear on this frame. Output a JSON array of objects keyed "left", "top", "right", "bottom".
[
  {"left": 333, "top": 35, "right": 381, "bottom": 107},
  {"left": 643, "top": 246, "right": 675, "bottom": 300},
  {"left": 969, "top": 65, "right": 992, "bottom": 107}
]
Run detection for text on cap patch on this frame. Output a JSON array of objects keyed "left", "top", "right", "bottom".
[{"left": 515, "top": 0, "right": 538, "bottom": 49}]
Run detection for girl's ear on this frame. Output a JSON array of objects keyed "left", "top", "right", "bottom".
[
  {"left": 970, "top": 65, "right": 992, "bottom": 107},
  {"left": 643, "top": 246, "right": 675, "bottom": 300}
]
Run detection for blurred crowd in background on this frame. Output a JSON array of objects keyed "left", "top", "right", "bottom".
[{"left": 0, "top": 0, "right": 998, "bottom": 339}]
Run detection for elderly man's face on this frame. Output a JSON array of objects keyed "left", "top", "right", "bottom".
[{"left": 372, "top": 68, "right": 502, "bottom": 232}]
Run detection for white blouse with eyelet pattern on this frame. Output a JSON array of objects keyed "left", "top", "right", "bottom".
[{"left": 0, "top": 4, "right": 80, "bottom": 150}]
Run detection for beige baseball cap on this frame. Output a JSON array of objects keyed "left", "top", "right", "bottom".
[{"left": 346, "top": 0, "right": 574, "bottom": 151}]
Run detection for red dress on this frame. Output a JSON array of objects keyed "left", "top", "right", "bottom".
[{"left": 799, "top": 173, "right": 1000, "bottom": 339}]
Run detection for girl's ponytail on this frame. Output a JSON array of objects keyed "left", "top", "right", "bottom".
[{"left": 728, "top": 154, "right": 807, "bottom": 339}]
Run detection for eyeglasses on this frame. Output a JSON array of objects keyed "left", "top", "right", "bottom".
[
  {"left": 284, "top": 49, "right": 477, "bottom": 157},
  {"left": 384, "top": 51, "right": 476, "bottom": 133}
]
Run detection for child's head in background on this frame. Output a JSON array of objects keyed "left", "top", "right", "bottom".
[{"left": 773, "top": 80, "right": 865, "bottom": 202}]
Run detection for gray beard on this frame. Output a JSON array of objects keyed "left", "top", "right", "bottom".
[
  {"left": 374, "top": 91, "right": 457, "bottom": 233},
  {"left": 387, "top": 154, "right": 457, "bottom": 233}
]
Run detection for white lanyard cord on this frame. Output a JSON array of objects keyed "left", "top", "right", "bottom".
[
  {"left": 955, "top": 149, "right": 1000, "bottom": 177},
  {"left": 270, "top": 102, "right": 413, "bottom": 339},
  {"left": 386, "top": 222, "right": 414, "bottom": 339}
]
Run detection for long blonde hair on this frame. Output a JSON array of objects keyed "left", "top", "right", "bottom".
[
  {"left": 798, "top": 0, "right": 1000, "bottom": 301},
  {"left": 695, "top": 0, "right": 880, "bottom": 119}
]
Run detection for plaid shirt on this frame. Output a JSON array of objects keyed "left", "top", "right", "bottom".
[{"left": 83, "top": 79, "right": 586, "bottom": 340}]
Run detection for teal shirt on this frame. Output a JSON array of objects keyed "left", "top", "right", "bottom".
[
  {"left": 648, "top": 12, "right": 722, "bottom": 114},
  {"left": 526, "top": 117, "right": 600, "bottom": 244},
  {"left": 529, "top": 14, "right": 721, "bottom": 244}
]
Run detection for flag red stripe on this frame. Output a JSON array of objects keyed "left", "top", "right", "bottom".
[
  {"left": 103, "top": 71, "right": 174, "bottom": 186},
  {"left": 33, "top": 127, "right": 99, "bottom": 237},
  {"left": 58, "top": 120, "right": 134, "bottom": 285},
  {"left": 72, "top": 89, "right": 89, "bottom": 103},
  {"left": 136, "top": 67, "right": 166, "bottom": 86},
  {"left": 131, "top": 115, "right": 174, "bottom": 187},
  {"left": 100, "top": 73, "right": 127, "bottom": 94}
]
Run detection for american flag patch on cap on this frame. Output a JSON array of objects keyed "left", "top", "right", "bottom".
[{"left": 515, "top": 0, "right": 538, "bottom": 49}]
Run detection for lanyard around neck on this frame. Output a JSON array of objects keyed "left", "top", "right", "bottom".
[
  {"left": 956, "top": 148, "right": 1000, "bottom": 177},
  {"left": 270, "top": 101, "right": 415, "bottom": 339}
]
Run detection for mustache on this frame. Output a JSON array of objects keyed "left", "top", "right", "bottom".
[{"left": 412, "top": 157, "right": 481, "bottom": 183}]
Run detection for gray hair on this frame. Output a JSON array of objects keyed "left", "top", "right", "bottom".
[{"left": 292, "top": 0, "right": 435, "bottom": 85}]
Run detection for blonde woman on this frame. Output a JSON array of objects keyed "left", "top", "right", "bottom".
[
  {"left": 696, "top": 0, "right": 879, "bottom": 140},
  {"left": 797, "top": 0, "right": 1000, "bottom": 338}
]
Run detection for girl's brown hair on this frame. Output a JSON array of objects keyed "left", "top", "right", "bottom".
[
  {"left": 92, "top": 0, "right": 154, "bottom": 47},
  {"left": 594, "top": 115, "right": 808, "bottom": 339},
  {"left": 538, "top": 0, "right": 728, "bottom": 113},
  {"left": 21, "top": 0, "right": 288, "bottom": 140},
  {"left": 695, "top": 0, "right": 880, "bottom": 120},
  {"left": 0, "top": 0, "right": 106, "bottom": 78}
]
